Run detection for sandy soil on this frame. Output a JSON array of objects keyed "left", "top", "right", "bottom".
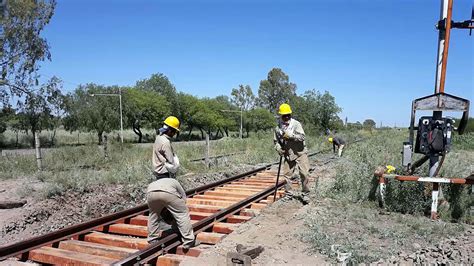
[{"left": 182, "top": 199, "right": 327, "bottom": 266}]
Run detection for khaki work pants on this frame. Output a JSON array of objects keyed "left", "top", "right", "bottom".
[
  {"left": 147, "top": 191, "right": 195, "bottom": 248},
  {"left": 338, "top": 144, "right": 345, "bottom": 157},
  {"left": 282, "top": 153, "right": 310, "bottom": 193}
]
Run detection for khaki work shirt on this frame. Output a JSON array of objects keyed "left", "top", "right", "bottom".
[
  {"left": 152, "top": 134, "right": 176, "bottom": 176},
  {"left": 148, "top": 134, "right": 185, "bottom": 198},
  {"left": 274, "top": 118, "right": 308, "bottom": 161}
]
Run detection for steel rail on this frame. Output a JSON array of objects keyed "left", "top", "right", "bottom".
[
  {"left": 0, "top": 164, "right": 271, "bottom": 261},
  {"left": 0, "top": 137, "right": 365, "bottom": 262},
  {"left": 115, "top": 179, "right": 286, "bottom": 265}
]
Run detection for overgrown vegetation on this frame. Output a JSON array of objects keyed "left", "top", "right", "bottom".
[
  {"left": 0, "top": 131, "right": 327, "bottom": 199},
  {"left": 323, "top": 130, "right": 473, "bottom": 222},
  {"left": 301, "top": 199, "right": 466, "bottom": 264}
]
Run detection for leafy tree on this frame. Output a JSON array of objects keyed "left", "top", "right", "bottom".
[
  {"left": 15, "top": 77, "right": 64, "bottom": 146},
  {"left": 363, "top": 119, "right": 376, "bottom": 130},
  {"left": 317, "top": 91, "right": 342, "bottom": 130},
  {"left": 124, "top": 88, "right": 170, "bottom": 142},
  {"left": 208, "top": 96, "right": 237, "bottom": 137},
  {"left": 347, "top": 121, "right": 363, "bottom": 130},
  {"left": 0, "top": 0, "right": 56, "bottom": 103},
  {"left": 231, "top": 84, "right": 255, "bottom": 111},
  {"left": 65, "top": 84, "right": 121, "bottom": 144},
  {"left": 43, "top": 76, "right": 66, "bottom": 145},
  {"left": 244, "top": 108, "right": 275, "bottom": 135},
  {"left": 135, "top": 73, "right": 177, "bottom": 111},
  {"left": 290, "top": 89, "right": 341, "bottom": 131},
  {"left": 258, "top": 68, "right": 296, "bottom": 112},
  {"left": 174, "top": 92, "right": 201, "bottom": 139}
]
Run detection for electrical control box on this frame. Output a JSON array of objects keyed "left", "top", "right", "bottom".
[
  {"left": 414, "top": 116, "right": 454, "bottom": 155},
  {"left": 402, "top": 142, "right": 412, "bottom": 167}
]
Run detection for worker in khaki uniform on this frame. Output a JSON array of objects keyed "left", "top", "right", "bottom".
[
  {"left": 329, "top": 136, "right": 345, "bottom": 157},
  {"left": 147, "top": 116, "right": 199, "bottom": 249},
  {"left": 274, "top": 103, "right": 311, "bottom": 204}
]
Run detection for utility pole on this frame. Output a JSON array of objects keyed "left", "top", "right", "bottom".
[
  {"left": 90, "top": 90, "right": 124, "bottom": 143},
  {"left": 431, "top": 0, "right": 453, "bottom": 179}
]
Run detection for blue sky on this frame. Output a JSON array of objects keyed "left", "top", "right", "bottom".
[{"left": 40, "top": 0, "right": 473, "bottom": 126}]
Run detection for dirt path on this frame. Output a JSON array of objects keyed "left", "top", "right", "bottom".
[
  {"left": 182, "top": 156, "right": 334, "bottom": 265},
  {"left": 182, "top": 199, "right": 327, "bottom": 266}
]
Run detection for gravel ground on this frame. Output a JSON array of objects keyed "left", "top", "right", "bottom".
[{"left": 0, "top": 164, "right": 260, "bottom": 246}]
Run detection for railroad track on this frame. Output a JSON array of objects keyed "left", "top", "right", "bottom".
[
  {"left": 0, "top": 164, "right": 289, "bottom": 265},
  {"left": 0, "top": 140, "right": 362, "bottom": 265}
]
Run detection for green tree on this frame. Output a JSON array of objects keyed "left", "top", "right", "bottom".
[
  {"left": 258, "top": 68, "right": 296, "bottom": 112},
  {"left": 0, "top": 0, "right": 56, "bottom": 102},
  {"left": 124, "top": 88, "right": 170, "bottom": 142},
  {"left": 363, "top": 119, "right": 376, "bottom": 130},
  {"left": 65, "top": 84, "right": 121, "bottom": 144},
  {"left": 43, "top": 76, "right": 67, "bottom": 145},
  {"left": 231, "top": 84, "right": 255, "bottom": 111},
  {"left": 135, "top": 73, "right": 177, "bottom": 112},
  {"left": 290, "top": 89, "right": 341, "bottom": 131},
  {"left": 244, "top": 108, "right": 275, "bottom": 135},
  {"left": 16, "top": 77, "right": 64, "bottom": 146},
  {"left": 174, "top": 92, "right": 201, "bottom": 139}
]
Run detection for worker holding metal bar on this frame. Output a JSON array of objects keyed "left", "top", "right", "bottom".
[
  {"left": 274, "top": 103, "right": 311, "bottom": 204},
  {"left": 147, "top": 116, "right": 200, "bottom": 249},
  {"left": 329, "top": 136, "right": 346, "bottom": 157}
]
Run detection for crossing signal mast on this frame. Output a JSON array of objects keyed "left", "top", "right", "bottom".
[
  {"left": 402, "top": 0, "right": 472, "bottom": 178},
  {"left": 375, "top": 0, "right": 473, "bottom": 220}
]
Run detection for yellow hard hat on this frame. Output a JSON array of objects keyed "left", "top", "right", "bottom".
[
  {"left": 328, "top": 137, "right": 333, "bottom": 143},
  {"left": 386, "top": 165, "right": 396, "bottom": 174},
  {"left": 278, "top": 103, "right": 292, "bottom": 115},
  {"left": 164, "top": 116, "right": 180, "bottom": 131}
]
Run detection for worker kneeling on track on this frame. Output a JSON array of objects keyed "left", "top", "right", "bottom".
[
  {"left": 274, "top": 103, "right": 311, "bottom": 204},
  {"left": 328, "top": 136, "right": 345, "bottom": 157},
  {"left": 147, "top": 116, "right": 200, "bottom": 249}
]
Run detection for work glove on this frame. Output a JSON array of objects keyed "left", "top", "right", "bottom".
[
  {"left": 277, "top": 148, "right": 286, "bottom": 156},
  {"left": 283, "top": 130, "right": 294, "bottom": 140},
  {"left": 165, "top": 155, "right": 180, "bottom": 174}
]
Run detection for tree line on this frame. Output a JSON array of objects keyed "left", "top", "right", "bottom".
[
  {"left": 1, "top": 69, "right": 344, "bottom": 145},
  {"left": 0, "top": 0, "right": 344, "bottom": 146}
]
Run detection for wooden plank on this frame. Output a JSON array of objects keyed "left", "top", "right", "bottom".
[
  {"left": 223, "top": 185, "right": 269, "bottom": 189},
  {"left": 216, "top": 187, "right": 262, "bottom": 192},
  {"left": 196, "top": 232, "right": 226, "bottom": 244},
  {"left": 212, "top": 222, "right": 237, "bottom": 234},
  {"left": 226, "top": 215, "right": 252, "bottom": 224},
  {"left": 231, "top": 182, "right": 270, "bottom": 186},
  {"left": 187, "top": 204, "right": 222, "bottom": 213},
  {"left": 240, "top": 208, "right": 260, "bottom": 217},
  {"left": 156, "top": 254, "right": 187, "bottom": 266},
  {"left": 101, "top": 224, "right": 148, "bottom": 237},
  {"left": 214, "top": 188, "right": 257, "bottom": 195},
  {"left": 250, "top": 203, "right": 267, "bottom": 210},
  {"left": 189, "top": 211, "right": 213, "bottom": 220},
  {"left": 175, "top": 244, "right": 213, "bottom": 257},
  {"left": 192, "top": 194, "right": 244, "bottom": 202},
  {"left": 129, "top": 215, "right": 148, "bottom": 226},
  {"left": 85, "top": 231, "right": 149, "bottom": 249},
  {"left": 59, "top": 240, "right": 138, "bottom": 260},
  {"left": 186, "top": 198, "right": 234, "bottom": 207},
  {"left": 28, "top": 246, "right": 115, "bottom": 265},
  {"left": 204, "top": 191, "right": 249, "bottom": 198}
]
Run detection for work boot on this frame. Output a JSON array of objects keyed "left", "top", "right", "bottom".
[
  {"left": 183, "top": 238, "right": 201, "bottom": 250},
  {"left": 301, "top": 193, "right": 310, "bottom": 205}
]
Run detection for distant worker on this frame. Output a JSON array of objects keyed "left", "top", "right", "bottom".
[
  {"left": 274, "top": 103, "right": 310, "bottom": 204},
  {"left": 329, "top": 136, "right": 346, "bottom": 157},
  {"left": 147, "top": 116, "right": 199, "bottom": 249}
]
